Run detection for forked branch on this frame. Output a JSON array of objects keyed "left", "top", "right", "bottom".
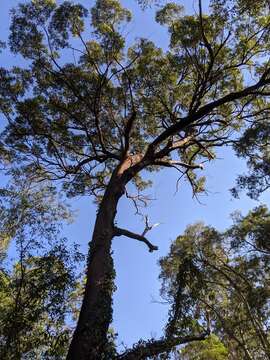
[{"left": 114, "top": 216, "right": 159, "bottom": 252}]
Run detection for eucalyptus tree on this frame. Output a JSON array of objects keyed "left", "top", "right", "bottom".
[
  {"left": 159, "top": 206, "right": 270, "bottom": 359},
  {"left": 1, "top": 0, "right": 270, "bottom": 358}
]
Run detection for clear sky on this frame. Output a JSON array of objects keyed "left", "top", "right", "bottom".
[{"left": 0, "top": 0, "right": 269, "bottom": 351}]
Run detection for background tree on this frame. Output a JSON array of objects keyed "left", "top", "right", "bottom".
[
  {"left": 159, "top": 206, "right": 270, "bottom": 359},
  {"left": 0, "top": 177, "right": 84, "bottom": 359},
  {"left": 1, "top": 0, "right": 270, "bottom": 358}
]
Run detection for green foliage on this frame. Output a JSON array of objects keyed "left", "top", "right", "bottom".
[
  {"left": 0, "top": 251, "right": 78, "bottom": 359},
  {"left": 155, "top": 3, "right": 183, "bottom": 26},
  {"left": 0, "top": 175, "right": 71, "bottom": 260},
  {"left": 159, "top": 206, "right": 270, "bottom": 359},
  {"left": 232, "top": 117, "right": 270, "bottom": 198},
  {"left": 180, "top": 334, "right": 229, "bottom": 360},
  {"left": 3, "top": 0, "right": 270, "bottom": 201},
  {"left": 0, "top": 178, "right": 84, "bottom": 359},
  {"left": 91, "top": 0, "right": 132, "bottom": 31}
]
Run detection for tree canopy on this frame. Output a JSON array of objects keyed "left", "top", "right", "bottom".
[{"left": 3, "top": 0, "right": 270, "bottom": 199}]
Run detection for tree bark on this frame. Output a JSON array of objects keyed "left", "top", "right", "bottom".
[{"left": 67, "top": 169, "right": 126, "bottom": 360}]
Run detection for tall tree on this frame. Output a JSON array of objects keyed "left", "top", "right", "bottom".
[
  {"left": 159, "top": 206, "right": 270, "bottom": 359},
  {"left": 1, "top": 0, "right": 270, "bottom": 358}
]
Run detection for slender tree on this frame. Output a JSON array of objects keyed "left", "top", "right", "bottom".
[{"left": 1, "top": 0, "right": 270, "bottom": 358}]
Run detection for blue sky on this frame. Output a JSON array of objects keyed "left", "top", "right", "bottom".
[{"left": 0, "top": 0, "right": 269, "bottom": 351}]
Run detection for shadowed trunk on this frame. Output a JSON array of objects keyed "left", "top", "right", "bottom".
[{"left": 67, "top": 169, "right": 126, "bottom": 360}]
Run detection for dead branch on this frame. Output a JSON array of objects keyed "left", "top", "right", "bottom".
[{"left": 114, "top": 216, "right": 159, "bottom": 252}]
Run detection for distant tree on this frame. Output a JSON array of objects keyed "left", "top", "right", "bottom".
[
  {"left": 0, "top": 254, "right": 80, "bottom": 359},
  {"left": 0, "top": 177, "right": 84, "bottom": 359},
  {"left": 159, "top": 206, "right": 270, "bottom": 359},
  {"left": 1, "top": 0, "right": 270, "bottom": 358}
]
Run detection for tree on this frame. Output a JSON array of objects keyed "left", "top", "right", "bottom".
[
  {"left": 0, "top": 177, "right": 84, "bottom": 359},
  {"left": 0, "top": 254, "right": 80, "bottom": 359},
  {"left": 1, "top": 0, "right": 270, "bottom": 358},
  {"left": 159, "top": 206, "right": 270, "bottom": 359}
]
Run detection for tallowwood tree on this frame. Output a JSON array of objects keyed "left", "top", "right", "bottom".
[{"left": 1, "top": 0, "right": 270, "bottom": 358}]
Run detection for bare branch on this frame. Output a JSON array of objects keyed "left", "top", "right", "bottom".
[
  {"left": 124, "top": 111, "right": 137, "bottom": 154},
  {"left": 142, "top": 215, "right": 160, "bottom": 236},
  {"left": 125, "top": 190, "right": 153, "bottom": 215},
  {"left": 154, "top": 159, "right": 204, "bottom": 170},
  {"left": 114, "top": 216, "right": 159, "bottom": 252},
  {"left": 154, "top": 135, "right": 194, "bottom": 159},
  {"left": 198, "top": 0, "right": 214, "bottom": 62}
]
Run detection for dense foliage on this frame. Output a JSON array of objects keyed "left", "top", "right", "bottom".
[
  {"left": 160, "top": 206, "right": 270, "bottom": 359},
  {"left": 0, "top": 179, "right": 84, "bottom": 359}
]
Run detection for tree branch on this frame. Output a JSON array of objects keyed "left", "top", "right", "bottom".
[
  {"left": 154, "top": 159, "right": 204, "bottom": 170},
  {"left": 199, "top": 0, "right": 214, "bottom": 62},
  {"left": 154, "top": 135, "right": 194, "bottom": 159},
  {"left": 114, "top": 217, "right": 159, "bottom": 252},
  {"left": 116, "top": 332, "right": 210, "bottom": 360},
  {"left": 124, "top": 111, "right": 137, "bottom": 154},
  {"left": 146, "top": 74, "right": 270, "bottom": 154}
]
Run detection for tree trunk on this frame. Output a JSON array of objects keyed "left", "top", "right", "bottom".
[{"left": 67, "top": 170, "right": 126, "bottom": 360}]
